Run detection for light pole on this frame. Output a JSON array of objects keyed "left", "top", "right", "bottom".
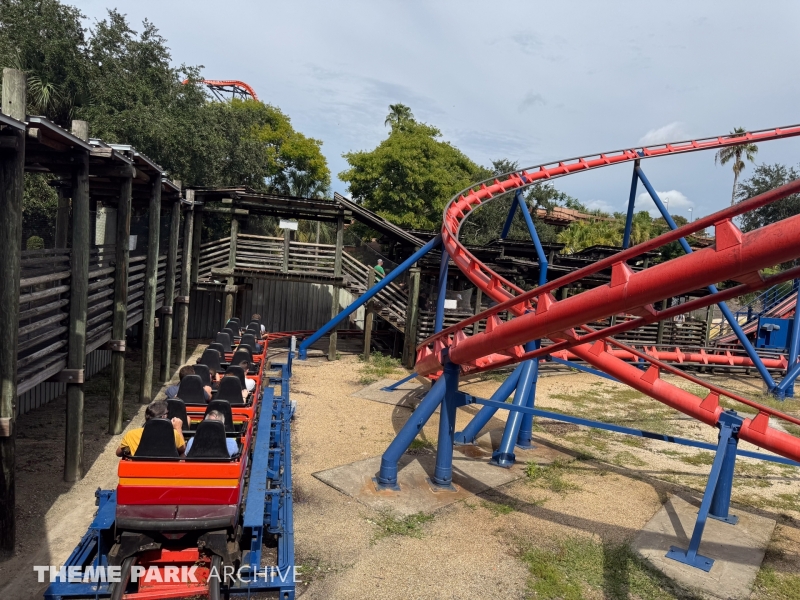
[{"left": 688, "top": 207, "right": 693, "bottom": 223}]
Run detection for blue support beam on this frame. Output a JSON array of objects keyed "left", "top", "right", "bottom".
[
  {"left": 454, "top": 364, "right": 524, "bottom": 445},
  {"left": 299, "top": 235, "right": 441, "bottom": 358},
  {"left": 381, "top": 371, "right": 418, "bottom": 392},
  {"left": 434, "top": 247, "right": 449, "bottom": 333},
  {"left": 431, "top": 360, "right": 461, "bottom": 489},
  {"left": 516, "top": 342, "right": 540, "bottom": 450},
  {"left": 622, "top": 159, "right": 641, "bottom": 249},
  {"left": 636, "top": 167, "right": 777, "bottom": 390},
  {"left": 500, "top": 194, "right": 520, "bottom": 239},
  {"left": 784, "top": 280, "right": 800, "bottom": 397}
]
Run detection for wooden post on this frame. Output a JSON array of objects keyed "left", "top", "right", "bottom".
[
  {"left": 54, "top": 187, "right": 70, "bottom": 248},
  {"left": 363, "top": 268, "right": 376, "bottom": 360},
  {"left": 64, "top": 120, "right": 90, "bottom": 482},
  {"left": 704, "top": 304, "right": 714, "bottom": 347},
  {"left": 224, "top": 215, "right": 238, "bottom": 323},
  {"left": 402, "top": 267, "right": 421, "bottom": 368},
  {"left": 473, "top": 287, "right": 483, "bottom": 334},
  {"left": 176, "top": 191, "right": 194, "bottom": 365},
  {"left": 0, "top": 67, "right": 26, "bottom": 552},
  {"left": 656, "top": 299, "right": 667, "bottom": 346},
  {"left": 191, "top": 208, "right": 202, "bottom": 284},
  {"left": 139, "top": 175, "right": 162, "bottom": 404},
  {"left": 328, "top": 215, "right": 344, "bottom": 361},
  {"left": 281, "top": 227, "right": 290, "bottom": 273},
  {"left": 108, "top": 175, "right": 132, "bottom": 434},
  {"left": 159, "top": 198, "right": 180, "bottom": 382}
]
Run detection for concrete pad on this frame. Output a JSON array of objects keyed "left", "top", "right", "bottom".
[
  {"left": 351, "top": 377, "right": 430, "bottom": 409},
  {"left": 633, "top": 495, "right": 776, "bottom": 600},
  {"left": 312, "top": 438, "right": 573, "bottom": 517}
]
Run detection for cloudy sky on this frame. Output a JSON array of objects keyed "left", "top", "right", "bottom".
[{"left": 80, "top": 0, "right": 800, "bottom": 221}]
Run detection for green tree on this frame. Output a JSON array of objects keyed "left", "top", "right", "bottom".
[
  {"left": 340, "top": 115, "right": 489, "bottom": 230},
  {"left": 384, "top": 103, "right": 414, "bottom": 128},
  {"left": 735, "top": 163, "right": 800, "bottom": 232},
  {"left": 715, "top": 127, "right": 759, "bottom": 205},
  {"left": 0, "top": 0, "right": 89, "bottom": 124}
]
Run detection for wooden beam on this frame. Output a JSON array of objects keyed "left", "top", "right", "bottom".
[
  {"left": 139, "top": 174, "right": 162, "bottom": 405},
  {"left": 64, "top": 119, "right": 90, "bottom": 483},
  {"left": 363, "top": 268, "right": 376, "bottom": 360},
  {"left": 281, "top": 228, "right": 290, "bottom": 273},
  {"left": 328, "top": 215, "right": 345, "bottom": 361},
  {"left": 223, "top": 215, "right": 239, "bottom": 323},
  {"left": 159, "top": 198, "right": 181, "bottom": 382},
  {"left": 0, "top": 67, "right": 25, "bottom": 552},
  {"left": 54, "top": 187, "right": 70, "bottom": 249},
  {"left": 109, "top": 175, "right": 132, "bottom": 434},
  {"left": 176, "top": 191, "right": 195, "bottom": 365},
  {"left": 191, "top": 209, "right": 202, "bottom": 284},
  {"left": 403, "top": 267, "right": 421, "bottom": 368}
]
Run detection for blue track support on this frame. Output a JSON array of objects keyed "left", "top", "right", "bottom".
[
  {"left": 775, "top": 361, "right": 800, "bottom": 399},
  {"left": 299, "top": 235, "right": 441, "bottom": 358},
  {"left": 784, "top": 280, "right": 800, "bottom": 397},
  {"left": 376, "top": 376, "right": 447, "bottom": 488},
  {"left": 709, "top": 430, "right": 739, "bottom": 524},
  {"left": 516, "top": 343, "right": 541, "bottom": 449},
  {"left": 453, "top": 364, "right": 524, "bottom": 445},
  {"left": 622, "top": 159, "right": 640, "bottom": 249},
  {"left": 490, "top": 347, "right": 537, "bottom": 467},
  {"left": 500, "top": 194, "right": 520, "bottom": 239},
  {"left": 381, "top": 371, "right": 418, "bottom": 391},
  {"left": 666, "top": 411, "right": 743, "bottom": 571},
  {"left": 434, "top": 248, "right": 449, "bottom": 333},
  {"left": 636, "top": 166, "right": 776, "bottom": 390},
  {"left": 548, "top": 356, "right": 618, "bottom": 381},
  {"left": 431, "top": 360, "right": 461, "bottom": 489},
  {"left": 463, "top": 395, "right": 798, "bottom": 466},
  {"left": 514, "top": 188, "right": 549, "bottom": 287}
]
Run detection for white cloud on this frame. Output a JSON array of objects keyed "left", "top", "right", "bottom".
[
  {"left": 584, "top": 199, "right": 615, "bottom": 214},
  {"left": 638, "top": 122, "right": 691, "bottom": 146},
  {"left": 635, "top": 189, "right": 694, "bottom": 217}
]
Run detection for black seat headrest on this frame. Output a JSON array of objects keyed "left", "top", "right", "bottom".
[
  {"left": 186, "top": 420, "right": 230, "bottom": 459},
  {"left": 217, "top": 375, "right": 245, "bottom": 405},
  {"left": 230, "top": 348, "right": 252, "bottom": 367},
  {"left": 215, "top": 332, "right": 232, "bottom": 352},
  {"left": 207, "top": 342, "right": 226, "bottom": 356},
  {"left": 204, "top": 400, "right": 234, "bottom": 432},
  {"left": 239, "top": 334, "right": 258, "bottom": 351},
  {"left": 224, "top": 365, "right": 247, "bottom": 389},
  {"left": 193, "top": 363, "right": 212, "bottom": 387},
  {"left": 198, "top": 348, "right": 222, "bottom": 373},
  {"left": 225, "top": 319, "right": 240, "bottom": 331},
  {"left": 135, "top": 419, "right": 179, "bottom": 458},
  {"left": 166, "top": 398, "right": 189, "bottom": 430},
  {"left": 177, "top": 374, "right": 206, "bottom": 404},
  {"left": 222, "top": 327, "right": 237, "bottom": 340},
  {"left": 228, "top": 318, "right": 241, "bottom": 327}
]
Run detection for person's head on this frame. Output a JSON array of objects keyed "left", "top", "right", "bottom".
[
  {"left": 377, "top": 259, "right": 383, "bottom": 266},
  {"left": 178, "top": 365, "right": 195, "bottom": 380},
  {"left": 208, "top": 365, "right": 217, "bottom": 377},
  {"left": 238, "top": 360, "right": 249, "bottom": 370},
  {"left": 145, "top": 400, "right": 169, "bottom": 421},
  {"left": 251, "top": 313, "right": 261, "bottom": 321},
  {"left": 205, "top": 410, "right": 225, "bottom": 424}
]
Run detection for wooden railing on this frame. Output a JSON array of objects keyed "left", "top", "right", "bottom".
[
  {"left": 197, "top": 236, "right": 231, "bottom": 280},
  {"left": 342, "top": 251, "right": 408, "bottom": 330}
]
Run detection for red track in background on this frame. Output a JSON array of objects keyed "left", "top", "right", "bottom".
[
  {"left": 416, "top": 125, "right": 800, "bottom": 463},
  {"left": 182, "top": 78, "right": 259, "bottom": 101}
]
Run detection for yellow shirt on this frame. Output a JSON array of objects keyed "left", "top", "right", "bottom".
[{"left": 119, "top": 426, "right": 185, "bottom": 456}]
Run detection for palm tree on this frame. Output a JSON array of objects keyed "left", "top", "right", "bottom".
[
  {"left": 715, "top": 127, "right": 759, "bottom": 205},
  {"left": 384, "top": 103, "right": 414, "bottom": 128}
]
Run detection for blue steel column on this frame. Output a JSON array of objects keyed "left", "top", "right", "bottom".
[
  {"left": 299, "top": 235, "right": 441, "bottom": 358},
  {"left": 709, "top": 430, "right": 739, "bottom": 524},
  {"left": 431, "top": 358, "right": 460, "bottom": 489},
  {"left": 785, "top": 280, "right": 800, "bottom": 398},
  {"left": 500, "top": 194, "right": 520, "bottom": 239},
  {"left": 454, "top": 365, "right": 523, "bottom": 445},
  {"left": 490, "top": 348, "right": 537, "bottom": 468},
  {"left": 636, "top": 166, "right": 776, "bottom": 390},
  {"left": 376, "top": 377, "right": 446, "bottom": 489},
  {"left": 434, "top": 249, "right": 449, "bottom": 333},
  {"left": 622, "top": 159, "right": 641, "bottom": 249},
  {"left": 516, "top": 341, "right": 541, "bottom": 449}
]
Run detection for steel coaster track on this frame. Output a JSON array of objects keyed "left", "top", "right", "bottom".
[{"left": 416, "top": 125, "right": 800, "bottom": 463}]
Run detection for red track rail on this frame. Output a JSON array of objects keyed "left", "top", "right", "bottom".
[
  {"left": 418, "top": 125, "right": 800, "bottom": 463},
  {"left": 182, "top": 78, "right": 259, "bottom": 100}
]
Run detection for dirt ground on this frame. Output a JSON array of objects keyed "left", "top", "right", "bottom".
[{"left": 1, "top": 346, "right": 799, "bottom": 599}]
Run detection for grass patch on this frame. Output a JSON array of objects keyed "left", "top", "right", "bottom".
[
  {"left": 369, "top": 511, "right": 433, "bottom": 540},
  {"left": 679, "top": 452, "right": 715, "bottom": 466},
  {"left": 481, "top": 500, "right": 515, "bottom": 516},
  {"left": 521, "top": 537, "right": 697, "bottom": 600},
  {"left": 358, "top": 352, "right": 403, "bottom": 384},
  {"left": 753, "top": 566, "right": 800, "bottom": 600},
  {"left": 612, "top": 451, "right": 647, "bottom": 467},
  {"left": 525, "top": 459, "right": 581, "bottom": 494},
  {"left": 735, "top": 492, "right": 800, "bottom": 513},
  {"left": 406, "top": 438, "right": 433, "bottom": 454}
]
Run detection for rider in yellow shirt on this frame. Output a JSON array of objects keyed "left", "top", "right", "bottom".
[{"left": 116, "top": 400, "right": 186, "bottom": 457}]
